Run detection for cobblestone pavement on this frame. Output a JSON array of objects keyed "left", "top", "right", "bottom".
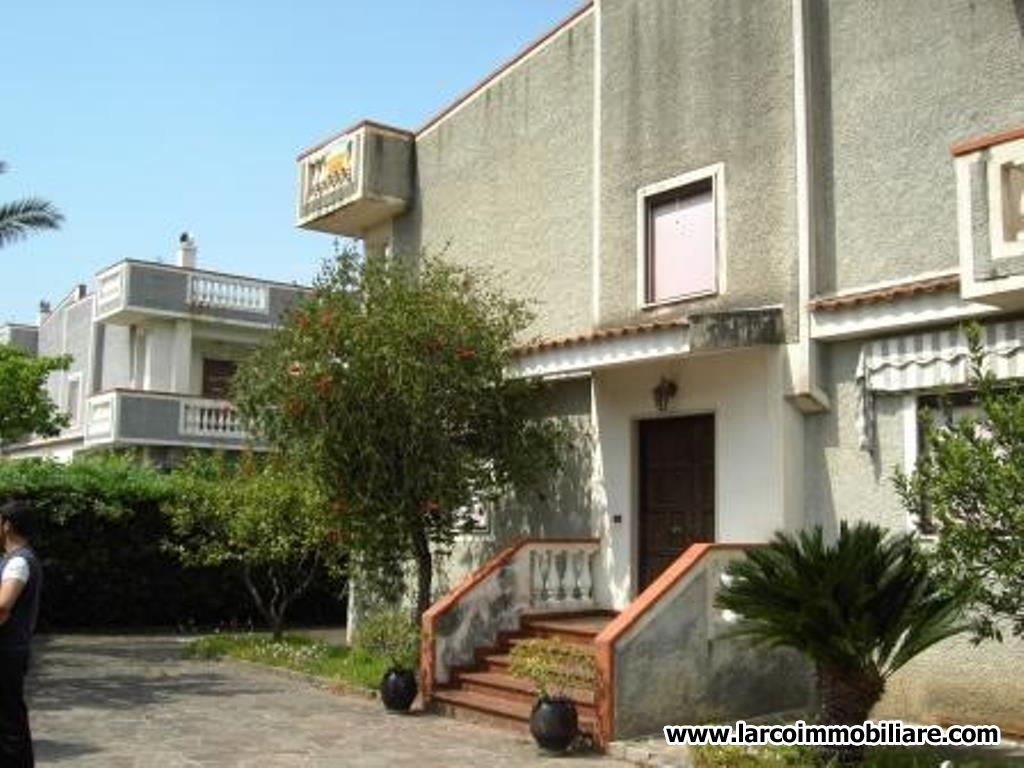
[{"left": 28, "top": 635, "right": 630, "bottom": 767}]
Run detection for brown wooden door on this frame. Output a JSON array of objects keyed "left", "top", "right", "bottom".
[{"left": 637, "top": 414, "right": 715, "bottom": 592}]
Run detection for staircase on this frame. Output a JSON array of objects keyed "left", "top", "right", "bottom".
[{"left": 430, "top": 611, "right": 617, "bottom": 738}]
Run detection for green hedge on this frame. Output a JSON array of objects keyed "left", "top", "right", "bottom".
[{"left": 0, "top": 455, "right": 345, "bottom": 630}]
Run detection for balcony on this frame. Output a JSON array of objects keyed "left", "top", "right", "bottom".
[
  {"left": 84, "top": 390, "right": 256, "bottom": 450},
  {"left": 954, "top": 126, "right": 1024, "bottom": 308},
  {"left": 94, "top": 260, "right": 306, "bottom": 328},
  {"left": 296, "top": 120, "right": 414, "bottom": 236}
]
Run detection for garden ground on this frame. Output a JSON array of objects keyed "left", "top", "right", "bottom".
[{"left": 28, "top": 634, "right": 627, "bottom": 767}]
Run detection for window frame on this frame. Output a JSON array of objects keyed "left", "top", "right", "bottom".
[
  {"left": 986, "top": 139, "right": 1024, "bottom": 261},
  {"left": 636, "top": 162, "right": 726, "bottom": 309},
  {"left": 65, "top": 372, "right": 83, "bottom": 427}
]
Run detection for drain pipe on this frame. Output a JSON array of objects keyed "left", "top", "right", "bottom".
[{"left": 789, "top": 0, "right": 829, "bottom": 412}]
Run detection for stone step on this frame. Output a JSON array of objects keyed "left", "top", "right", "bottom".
[
  {"left": 452, "top": 669, "right": 596, "bottom": 711},
  {"left": 431, "top": 688, "right": 597, "bottom": 737}
]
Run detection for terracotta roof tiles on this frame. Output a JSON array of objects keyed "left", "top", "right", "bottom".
[{"left": 810, "top": 274, "right": 960, "bottom": 312}]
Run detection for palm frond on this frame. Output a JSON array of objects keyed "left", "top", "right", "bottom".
[
  {"left": 0, "top": 198, "right": 64, "bottom": 248},
  {"left": 715, "top": 521, "right": 967, "bottom": 680}
]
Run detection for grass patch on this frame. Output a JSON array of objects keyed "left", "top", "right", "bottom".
[
  {"left": 692, "top": 744, "right": 1016, "bottom": 767},
  {"left": 185, "top": 633, "right": 389, "bottom": 691}
]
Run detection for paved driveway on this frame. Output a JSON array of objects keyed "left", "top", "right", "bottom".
[{"left": 28, "top": 635, "right": 629, "bottom": 767}]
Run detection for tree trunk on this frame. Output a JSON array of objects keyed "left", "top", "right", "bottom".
[
  {"left": 817, "top": 663, "right": 885, "bottom": 764},
  {"left": 270, "top": 612, "right": 286, "bottom": 642},
  {"left": 411, "top": 527, "right": 433, "bottom": 624}
]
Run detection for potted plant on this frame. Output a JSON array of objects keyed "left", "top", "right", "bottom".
[
  {"left": 509, "top": 637, "right": 596, "bottom": 753},
  {"left": 355, "top": 608, "right": 420, "bottom": 712}
]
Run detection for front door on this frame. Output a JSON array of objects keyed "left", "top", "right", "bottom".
[{"left": 637, "top": 414, "right": 716, "bottom": 592}]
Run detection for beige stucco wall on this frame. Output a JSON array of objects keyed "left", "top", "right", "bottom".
[
  {"left": 393, "top": 13, "right": 594, "bottom": 341},
  {"left": 598, "top": 0, "right": 798, "bottom": 335},
  {"left": 817, "top": 0, "right": 1024, "bottom": 292},
  {"left": 807, "top": 337, "right": 1024, "bottom": 734}
]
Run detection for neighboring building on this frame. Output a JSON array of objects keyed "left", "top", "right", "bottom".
[
  {"left": 294, "top": 0, "right": 1024, "bottom": 743},
  {"left": 1, "top": 235, "right": 307, "bottom": 464}
]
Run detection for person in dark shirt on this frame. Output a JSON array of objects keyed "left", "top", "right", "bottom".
[{"left": 0, "top": 499, "right": 43, "bottom": 768}]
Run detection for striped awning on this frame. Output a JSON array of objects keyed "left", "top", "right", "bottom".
[{"left": 855, "top": 319, "right": 1024, "bottom": 451}]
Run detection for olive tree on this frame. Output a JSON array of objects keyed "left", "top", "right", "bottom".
[
  {"left": 0, "top": 344, "right": 69, "bottom": 446},
  {"left": 166, "top": 453, "right": 343, "bottom": 639},
  {"left": 896, "top": 324, "right": 1024, "bottom": 642}
]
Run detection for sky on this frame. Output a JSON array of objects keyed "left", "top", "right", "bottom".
[{"left": 2, "top": 0, "right": 582, "bottom": 325}]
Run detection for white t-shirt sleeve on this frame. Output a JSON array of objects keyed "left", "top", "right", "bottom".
[{"left": 1, "top": 556, "right": 29, "bottom": 584}]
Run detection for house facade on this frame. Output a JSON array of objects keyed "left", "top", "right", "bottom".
[
  {"left": 1, "top": 235, "right": 306, "bottom": 464},
  {"left": 295, "top": 0, "right": 1024, "bottom": 741}
]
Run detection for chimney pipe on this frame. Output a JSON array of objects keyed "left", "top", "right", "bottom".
[
  {"left": 177, "top": 232, "right": 197, "bottom": 269},
  {"left": 38, "top": 300, "right": 51, "bottom": 325}
]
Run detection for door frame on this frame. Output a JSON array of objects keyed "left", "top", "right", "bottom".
[{"left": 631, "top": 409, "right": 720, "bottom": 599}]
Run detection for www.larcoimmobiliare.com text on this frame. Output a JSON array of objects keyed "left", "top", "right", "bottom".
[{"left": 663, "top": 719, "right": 1001, "bottom": 748}]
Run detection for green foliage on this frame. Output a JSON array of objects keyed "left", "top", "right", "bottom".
[
  {"left": 0, "top": 344, "right": 71, "bottom": 443},
  {"left": 353, "top": 608, "right": 420, "bottom": 670},
  {"left": 895, "top": 323, "right": 1024, "bottom": 642},
  {"left": 0, "top": 454, "right": 346, "bottom": 628},
  {"left": 232, "top": 250, "right": 567, "bottom": 617},
  {"left": 715, "top": 523, "right": 965, "bottom": 735},
  {"left": 166, "top": 452, "right": 345, "bottom": 638},
  {"left": 186, "top": 633, "right": 388, "bottom": 691},
  {"left": 508, "top": 637, "right": 596, "bottom": 700},
  {"left": 692, "top": 744, "right": 823, "bottom": 768},
  {"left": 0, "top": 160, "right": 64, "bottom": 248}
]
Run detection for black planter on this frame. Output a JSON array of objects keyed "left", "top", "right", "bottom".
[
  {"left": 380, "top": 667, "right": 418, "bottom": 712},
  {"left": 529, "top": 697, "right": 578, "bottom": 753}
]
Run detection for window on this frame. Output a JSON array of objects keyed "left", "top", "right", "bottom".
[
  {"left": 202, "top": 359, "right": 238, "bottom": 399},
  {"left": 987, "top": 141, "right": 1024, "bottom": 260},
  {"left": 66, "top": 374, "right": 81, "bottom": 426},
  {"left": 909, "top": 391, "right": 986, "bottom": 535},
  {"left": 638, "top": 164, "right": 723, "bottom": 307}
]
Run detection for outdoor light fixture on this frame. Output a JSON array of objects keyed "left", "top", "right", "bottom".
[{"left": 652, "top": 376, "right": 678, "bottom": 412}]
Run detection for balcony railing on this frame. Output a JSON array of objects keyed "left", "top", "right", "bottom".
[
  {"left": 180, "top": 399, "right": 245, "bottom": 438},
  {"left": 85, "top": 390, "right": 254, "bottom": 449},
  {"left": 187, "top": 275, "right": 269, "bottom": 314},
  {"left": 93, "top": 260, "right": 304, "bottom": 326}
]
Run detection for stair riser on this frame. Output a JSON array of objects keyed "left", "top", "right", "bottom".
[
  {"left": 432, "top": 698, "right": 597, "bottom": 740},
  {"left": 455, "top": 679, "right": 596, "bottom": 714},
  {"left": 430, "top": 700, "right": 530, "bottom": 735},
  {"left": 506, "top": 630, "right": 596, "bottom": 647}
]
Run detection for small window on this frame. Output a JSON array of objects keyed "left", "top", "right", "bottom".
[
  {"left": 638, "top": 165, "right": 722, "bottom": 307},
  {"left": 202, "top": 359, "right": 238, "bottom": 399},
  {"left": 1000, "top": 162, "right": 1024, "bottom": 244},
  {"left": 913, "top": 391, "right": 986, "bottom": 535},
  {"left": 66, "top": 375, "right": 82, "bottom": 425}
]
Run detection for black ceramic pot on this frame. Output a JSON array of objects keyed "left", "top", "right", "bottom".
[
  {"left": 380, "top": 667, "right": 418, "bottom": 712},
  {"left": 529, "top": 697, "right": 578, "bottom": 753}
]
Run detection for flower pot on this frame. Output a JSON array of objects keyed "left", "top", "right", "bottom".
[
  {"left": 380, "top": 667, "right": 418, "bottom": 712},
  {"left": 529, "top": 697, "right": 578, "bottom": 753}
]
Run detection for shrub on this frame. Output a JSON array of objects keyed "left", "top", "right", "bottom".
[
  {"left": 509, "top": 637, "right": 596, "bottom": 700},
  {"left": 0, "top": 454, "right": 345, "bottom": 629},
  {"left": 353, "top": 608, "right": 419, "bottom": 670}
]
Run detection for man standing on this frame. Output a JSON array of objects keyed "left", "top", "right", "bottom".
[{"left": 0, "top": 499, "right": 42, "bottom": 767}]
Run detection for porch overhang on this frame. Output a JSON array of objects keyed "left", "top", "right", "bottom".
[{"left": 507, "top": 307, "right": 785, "bottom": 379}]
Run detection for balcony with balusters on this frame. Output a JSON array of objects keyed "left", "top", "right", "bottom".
[
  {"left": 93, "top": 259, "right": 305, "bottom": 328},
  {"left": 84, "top": 390, "right": 256, "bottom": 451}
]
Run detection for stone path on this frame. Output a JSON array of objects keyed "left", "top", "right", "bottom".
[{"left": 28, "top": 635, "right": 631, "bottom": 767}]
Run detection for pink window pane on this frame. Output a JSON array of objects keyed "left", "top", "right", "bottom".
[{"left": 649, "top": 186, "right": 715, "bottom": 302}]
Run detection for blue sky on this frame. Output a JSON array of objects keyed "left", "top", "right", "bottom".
[{"left": 3, "top": 0, "right": 581, "bottom": 324}]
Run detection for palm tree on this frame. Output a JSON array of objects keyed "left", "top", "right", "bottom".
[
  {"left": 0, "top": 161, "right": 64, "bottom": 248},
  {"left": 716, "top": 522, "right": 965, "bottom": 762}
]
